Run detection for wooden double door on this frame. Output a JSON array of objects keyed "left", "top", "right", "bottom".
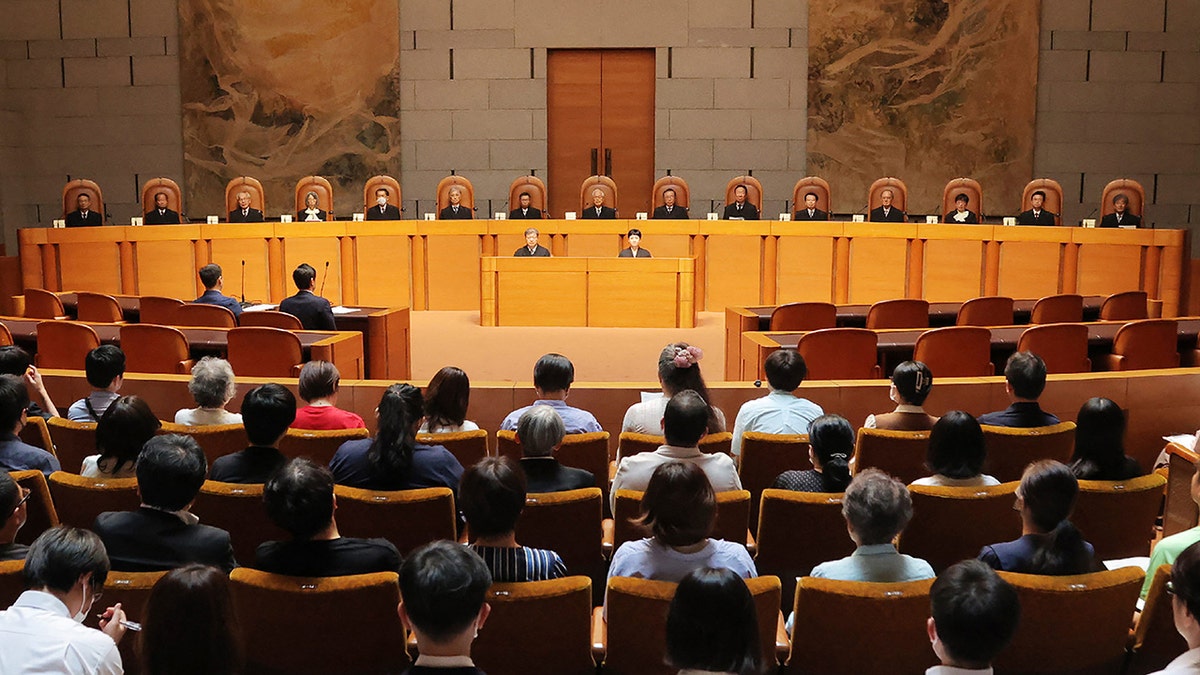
[{"left": 546, "top": 49, "right": 655, "bottom": 219}]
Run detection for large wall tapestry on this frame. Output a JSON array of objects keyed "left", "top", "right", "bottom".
[
  {"left": 179, "top": 0, "right": 401, "bottom": 216},
  {"left": 807, "top": 0, "right": 1040, "bottom": 215}
]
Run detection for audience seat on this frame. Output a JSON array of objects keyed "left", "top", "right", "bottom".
[
  {"left": 979, "top": 422, "right": 1076, "bottom": 483},
  {"left": 755, "top": 489, "right": 854, "bottom": 613},
  {"left": 852, "top": 428, "right": 930, "bottom": 485},
  {"left": 45, "top": 417, "right": 98, "bottom": 474},
  {"left": 0, "top": 560, "right": 24, "bottom": 611},
  {"left": 24, "top": 289, "right": 67, "bottom": 320},
  {"left": 1099, "top": 319, "right": 1180, "bottom": 371},
  {"left": 615, "top": 431, "right": 732, "bottom": 462},
  {"left": 515, "top": 488, "right": 604, "bottom": 578},
  {"left": 1100, "top": 290, "right": 1149, "bottom": 321},
  {"left": 497, "top": 430, "right": 610, "bottom": 505},
  {"left": 1016, "top": 323, "right": 1091, "bottom": 374},
  {"left": 93, "top": 569, "right": 166, "bottom": 675},
  {"left": 158, "top": 422, "right": 247, "bottom": 468},
  {"left": 75, "top": 292, "right": 124, "bottom": 323},
  {"left": 770, "top": 302, "right": 837, "bottom": 331},
  {"left": 865, "top": 298, "right": 929, "bottom": 330},
  {"left": 956, "top": 295, "right": 1014, "bottom": 327},
  {"left": 120, "top": 324, "right": 194, "bottom": 374},
  {"left": 1128, "top": 564, "right": 1189, "bottom": 675},
  {"left": 415, "top": 429, "right": 489, "bottom": 468},
  {"left": 607, "top": 488, "right": 752, "bottom": 555},
  {"left": 333, "top": 485, "right": 456, "bottom": 555},
  {"left": 46, "top": 471, "right": 139, "bottom": 528},
  {"left": 138, "top": 296, "right": 184, "bottom": 325},
  {"left": 9, "top": 469, "right": 59, "bottom": 546},
  {"left": 278, "top": 427, "right": 369, "bottom": 466},
  {"left": 1031, "top": 293, "right": 1084, "bottom": 324},
  {"left": 226, "top": 327, "right": 304, "bottom": 377},
  {"left": 1073, "top": 473, "right": 1167, "bottom": 559},
  {"left": 194, "top": 480, "right": 287, "bottom": 564},
  {"left": 172, "top": 303, "right": 237, "bottom": 328},
  {"left": 474, "top": 577, "right": 595, "bottom": 675},
  {"left": 900, "top": 482, "right": 1021, "bottom": 573},
  {"left": 796, "top": 328, "right": 882, "bottom": 380},
  {"left": 911, "top": 326, "right": 994, "bottom": 377},
  {"left": 18, "top": 415, "right": 54, "bottom": 453},
  {"left": 737, "top": 431, "right": 810, "bottom": 526},
  {"left": 34, "top": 320, "right": 100, "bottom": 369},
  {"left": 239, "top": 310, "right": 303, "bottom": 330},
  {"left": 0, "top": 323, "right": 11, "bottom": 347}
]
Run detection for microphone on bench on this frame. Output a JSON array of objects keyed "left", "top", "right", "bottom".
[
  {"left": 239, "top": 259, "right": 250, "bottom": 307},
  {"left": 318, "top": 261, "right": 329, "bottom": 298}
]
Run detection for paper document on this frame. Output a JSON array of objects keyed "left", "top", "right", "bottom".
[
  {"left": 331, "top": 306, "right": 359, "bottom": 314},
  {"left": 241, "top": 304, "right": 278, "bottom": 312}
]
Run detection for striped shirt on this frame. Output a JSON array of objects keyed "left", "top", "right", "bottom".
[{"left": 468, "top": 545, "right": 567, "bottom": 582}]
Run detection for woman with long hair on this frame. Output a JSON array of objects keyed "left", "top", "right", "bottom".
[
  {"left": 666, "top": 567, "right": 763, "bottom": 675},
  {"left": 771, "top": 414, "right": 854, "bottom": 493},
  {"left": 1069, "top": 397, "right": 1143, "bottom": 481},
  {"left": 139, "top": 564, "right": 242, "bottom": 675},
  {"left": 620, "top": 343, "right": 725, "bottom": 455},
  {"left": 911, "top": 411, "right": 999, "bottom": 487},
  {"left": 420, "top": 366, "right": 479, "bottom": 434},
  {"left": 81, "top": 396, "right": 161, "bottom": 478}
]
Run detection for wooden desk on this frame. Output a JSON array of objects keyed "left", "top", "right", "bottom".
[
  {"left": 480, "top": 257, "right": 695, "bottom": 328},
  {"left": 1166, "top": 443, "right": 1199, "bottom": 536}
]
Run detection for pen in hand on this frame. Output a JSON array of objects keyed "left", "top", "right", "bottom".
[{"left": 97, "top": 615, "right": 141, "bottom": 632}]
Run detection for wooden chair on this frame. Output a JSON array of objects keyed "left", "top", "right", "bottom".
[
  {"left": 994, "top": 568, "right": 1143, "bottom": 675},
  {"left": 333, "top": 485, "right": 456, "bottom": 555},
  {"left": 901, "top": 482, "right": 1022, "bottom": 573},
  {"left": 0, "top": 323, "right": 11, "bottom": 347},
  {"left": 139, "top": 296, "right": 184, "bottom": 325},
  {"left": 1100, "top": 290, "right": 1148, "bottom": 321},
  {"left": 755, "top": 489, "right": 854, "bottom": 612},
  {"left": 1098, "top": 319, "right": 1180, "bottom": 371},
  {"left": 980, "top": 422, "right": 1076, "bottom": 483},
  {"left": 45, "top": 417, "right": 98, "bottom": 474},
  {"left": 1128, "top": 564, "right": 1190, "bottom": 675},
  {"left": 475, "top": 577, "right": 595, "bottom": 675},
  {"left": 75, "top": 292, "right": 124, "bottom": 323},
  {"left": 725, "top": 175, "right": 764, "bottom": 214},
  {"left": 867, "top": 176, "right": 909, "bottom": 217},
  {"left": 416, "top": 429, "right": 489, "bottom": 469},
  {"left": 608, "top": 489, "right": 752, "bottom": 555},
  {"left": 119, "top": 324, "right": 193, "bottom": 374},
  {"left": 34, "top": 320, "right": 99, "bottom": 369},
  {"left": 278, "top": 427, "right": 369, "bottom": 466},
  {"left": 580, "top": 175, "right": 619, "bottom": 214},
  {"left": 172, "top": 303, "right": 237, "bottom": 328},
  {"left": 0, "top": 559, "right": 25, "bottom": 611},
  {"left": 62, "top": 178, "right": 106, "bottom": 223},
  {"left": 93, "top": 569, "right": 166, "bottom": 674},
  {"left": 225, "top": 176, "right": 266, "bottom": 216},
  {"left": 784, "top": 576, "right": 936, "bottom": 674},
  {"left": 497, "top": 430, "right": 610, "bottom": 505},
  {"left": 650, "top": 175, "right": 689, "bottom": 211},
  {"left": 1021, "top": 178, "right": 1065, "bottom": 226},
  {"left": 1099, "top": 178, "right": 1146, "bottom": 222},
  {"left": 866, "top": 298, "right": 929, "bottom": 329},
  {"left": 796, "top": 328, "right": 882, "bottom": 380},
  {"left": 956, "top": 296, "right": 1014, "bottom": 327},
  {"left": 852, "top": 427, "right": 931, "bottom": 484},
  {"left": 516, "top": 488, "right": 604, "bottom": 577},
  {"left": 615, "top": 431, "right": 660, "bottom": 461},
  {"left": 1031, "top": 293, "right": 1084, "bottom": 324},
  {"left": 792, "top": 176, "right": 832, "bottom": 219},
  {"left": 9, "top": 469, "right": 59, "bottom": 546},
  {"left": 158, "top": 422, "right": 247, "bottom": 469},
  {"left": 942, "top": 177, "right": 984, "bottom": 221},
  {"left": 141, "top": 177, "right": 183, "bottom": 218},
  {"left": 912, "top": 326, "right": 994, "bottom": 377},
  {"left": 769, "top": 302, "right": 837, "bottom": 331},
  {"left": 363, "top": 174, "right": 402, "bottom": 214},
  {"left": 231, "top": 569, "right": 408, "bottom": 675},
  {"left": 436, "top": 174, "right": 475, "bottom": 214},
  {"left": 508, "top": 175, "right": 548, "bottom": 216},
  {"left": 1072, "top": 473, "right": 1167, "bottom": 559},
  {"left": 194, "top": 481, "right": 286, "bottom": 564},
  {"left": 294, "top": 175, "right": 334, "bottom": 219},
  {"left": 1017, "top": 323, "right": 1092, "bottom": 374},
  {"left": 24, "top": 289, "right": 67, "bottom": 320},
  {"left": 18, "top": 415, "right": 54, "bottom": 453},
  {"left": 738, "top": 431, "right": 810, "bottom": 526},
  {"left": 226, "top": 327, "right": 304, "bottom": 378},
  {"left": 238, "top": 310, "right": 303, "bottom": 330},
  {"left": 46, "top": 471, "right": 139, "bottom": 528}
]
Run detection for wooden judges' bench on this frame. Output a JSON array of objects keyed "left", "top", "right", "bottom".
[{"left": 18, "top": 221, "right": 1186, "bottom": 315}]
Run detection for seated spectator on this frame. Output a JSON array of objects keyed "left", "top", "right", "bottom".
[
  {"left": 0, "top": 472, "right": 30, "bottom": 561},
  {"left": 330, "top": 383, "right": 464, "bottom": 493},
  {"left": 620, "top": 343, "right": 726, "bottom": 457},
  {"left": 979, "top": 460, "right": 1097, "bottom": 575},
  {"left": 977, "top": 352, "right": 1059, "bottom": 428},
  {"left": 1157, "top": 541, "right": 1200, "bottom": 672},
  {"left": 174, "top": 357, "right": 242, "bottom": 426},
  {"left": 1069, "top": 397, "right": 1144, "bottom": 481},
  {"left": 139, "top": 564, "right": 243, "bottom": 675},
  {"left": 192, "top": 263, "right": 242, "bottom": 317},
  {"left": 611, "top": 390, "right": 743, "bottom": 511},
  {"left": 499, "top": 353, "right": 601, "bottom": 434},
  {"left": 1144, "top": 470, "right": 1200, "bottom": 599},
  {"left": 731, "top": 348, "right": 823, "bottom": 456},
  {"left": 911, "top": 411, "right": 999, "bottom": 488},
  {"left": 811, "top": 469, "right": 934, "bottom": 582},
  {"left": 516, "top": 405, "right": 595, "bottom": 493},
  {"left": 0, "top": 374, "right": 60, "bottom": 475},
  {"left": 93, "top": 434, "right": 236, "bottom": 572},
  {"left": 927, "top": 560, "right": 1021, "bottom": 674},
  {"left": 864, "top": 360, "right": 937, "bottom": 430},
  {"left": 291, "top": 361, "right": 365, "bottom": 431},
  {"left": 462, "top": 456, "right": 566, "bottom": 582},
  {"left": 67, "top": 345, "right": 125, "bottom": 422},
  {"left": 666, "top": 568, "right": 762, "bottom": 675},
  {"left": 397, "top": 541, "right": 491, "bottom": 675},
  {"left": 771, "top": 414, "right": 854, "bottom": 493},
  {"left": 209, "top": 384, "right": 295, "bottom": 484},
  {"left": 82, "top": 396, "right": 161, "bottom": 478},
  {"left": 0, "top": 345, "right": 58, "bottom": 418},
  {"left": 256, "top": 458, "right": 401, "bottom": 577},
  {"left": 419, "top": 366, "right": 479, "bottom": 434},
  {"left": 0, "top": 527, "right": 128, "bottom": 673}
]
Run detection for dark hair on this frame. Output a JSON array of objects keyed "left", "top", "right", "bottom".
[
  {"left": 1019, "top": 460, "right": 1094, "bottom": 575},
  {"left": 0, "top": 374, "right": 29, "bottom": 432},
  {"left": 137, "top": 434, "right": 207, "bottom": 511},
  {"left": 1112, "top": 193, "right": 1128, "bottom": 206},
  {"left": 368, "top": 383, "right": 424, "bottom": 486},
  {"left": 658, "top": 343, "right": 721, "bottom": 434},
  {"left": 376, "top": 187, "right": 389, "bottom": 196},
  {"left": 804, "top": 191, "right": 818, "bottom": 200},
  {"left": 627, "top": 228, "right": 643, "bottom": 238},
  {"left": 1070, "top": 397, "right": 1130, "bottom": 479},
  {"left": 24, "top": 526, "right": 109, "bottom": 593},
  {"left": 808, "top": 414, "right": 853, "bottom": 492},
  {"left": 298, "top": 361, "right": 339, "bottom": 402},
  {"left": 667, "top": 568, "right": 763, "bottom": 675},
  {"left": 0, "top": 345, "right": 32, "bottom": 377},
  {"left": 930, "top": 560, "right": 1020, "bottom": 668},
  {"left": 843, "top": 469, "right": 913, "bottom": 545},
  {"left": 1171, "top": 541, "right": 1200, "bottom": 621},
  {"left": 892, "top": 360, "right": 933, "bottom": 406},
  {"left": 1004, "top": 352, "right": 1047, "bottom": 400},
  {"left": 460, "top": 456, "right": 526, "bottom": 539},
  {"left": 663, "top": 390, "right": 711, "bottom": 448},
  {"left": 399, "top": 541, "right": 491, "bottom": 643},
  {"left": 95, "top": 396, "right": 161, "bottom": 474},
  {"left": 424, "top": 366, "right": 471, "bottom": 429},
  {"left": 85, "top": 345, "right": 125, "bottom": 389},
  {"left": 532, "top": 353, "right": 574, "bottom": 393},
  {"left": 292, "top": 263, "right": 317, "bottom": 290},
  {"left": 1032, "top": 190, "right": 1046, "bottom": 200},
  {"left": 264, "top": 458, "right": 335, "bottom": 540},
  {"left": 663, "top": 188, "right": 676, "bottom": 197},
  {"left": 764, "top": 349, "right": 807, "bottom": 391},
  {"left": 198, "top": 264, "right": 222, "bottom": 289},
  {"left": 955, "top": 193, "right": 969, "bottom": 204},
  {"left": 140, "top": 564, "right": 242, "bottom": 675},
  {"left": 0, "top": 472, "right": 20, "bottom": 527},
  {"left": 635, "top": 461, "right": 715, "bottom": 547},
  {"left": 927, "top": 411, "right": 987, "bottom": 480},
  {"left": 241, "top": 384, "right": 296, "bottom": 447}
]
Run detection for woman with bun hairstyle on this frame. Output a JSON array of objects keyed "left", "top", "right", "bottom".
[
  {"left": 864, "top": 360, "right": 937, "bottom": 431},
  {"left": 770, "top": 414, "right": 854, "bottom": 493},
  {"left": 620, "top": 342, "right": 726, "bottom": 457}
]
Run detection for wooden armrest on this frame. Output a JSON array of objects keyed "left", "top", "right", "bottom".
[
  {"left": 775, "top": 611, "right": 790, "bottom": 662},
  {"left": 746, "top": 529, "right": 757, "bottom": 556},
  {"left": 608, "top": 461, "right": 617, "bottom": 482},
  {"left": 591, "top": 606, "right": 607, "bottom": 661},
  {"left": 290, "top": 364, "right": 304, "bottom": 377},
  {"left": 601, "top": 518, "right": 614, "bottom": 556}
]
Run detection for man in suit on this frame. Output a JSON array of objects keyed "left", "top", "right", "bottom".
[
  {"left": 365, "top": 187, "right": 401, "bottom": 221},
  {"left": 618, "top": 228, "right": 651, "bottom": 258},
  {"left": 1100, "top": 193, "right": 1141, "bottom": 228},
  {"left": 191, "top": 263, "right": 243, "bottom": 316},
  {"left": 144, "top": 192, "right": 181, "bottom": 225},
  {"left": 869, "top": 188, "right": 906, "bottom": 222},
  {"left": 581, "top": 188, "right": 616, "bottom": 219},
  {"left": 977, "top": 352, "right": 1060, "bottom": 428},
  {"left": 944, "top": 193, "right": 979, "bottom": 224},
  {"left": 723, "top": 184, "right": 759, "bottom": 220},
  {"left": 793, "top": 192, "right": 828, "bottom": 221},
  {"left": 228, "top": 191, "right": 264, "bottom": 223},
  {"left": 513, "top": 228, "right": 550, "bottom": 257},
  {"left": 279, "top": 263, "right": 337, "bottom": 330},
  {"left": 65, "top": 192, "right": 102, "bottom": 227},
  {"left": 508, "top": 192, "right": 543, "bottom": 220},
  {"left": 1016, "top": 190, "right": 1056, "bottom": 226},
  {"left": 652, "top": 188, "right": 688, "bottom": 219},
  {"left": 516, "top": 405, "right": 595, "bottom": 493},
  {"left": 439, "top": 186, "right": 473, "bottom": 219},
  {"left": 397, "top": 541, "right": 491, "bottom": 675},
  {"left": 93, "top": 434, "right": 237, "bottom": 572},
  {"left": 209, "top": 384, "right": 294, "bottom": 484}
]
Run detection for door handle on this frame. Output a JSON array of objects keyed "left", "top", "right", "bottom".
[
  {"left": 604, "top": 148, "right": 612, "bottom": 177},
  {"left": 590, "top": 148, "right": 598, "bottom": 176}
]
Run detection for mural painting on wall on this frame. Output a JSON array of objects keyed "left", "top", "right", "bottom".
[
  {"left": 179, "top": 0, "right": 401, "bottom": 217},
  {"left": 807, "top": 0, "right": 1040, "bottom": 214}
]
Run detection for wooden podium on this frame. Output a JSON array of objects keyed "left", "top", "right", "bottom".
[{"left": 480, "top": 257, "right": 695, "bottom": 327}]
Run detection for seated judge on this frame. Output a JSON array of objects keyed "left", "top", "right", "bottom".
[
  {"left": 944, "top": 192, "right": 979, "bottom": 224},
  {"left": 439, "top": 186, "right": 473, "bottom": 219},
  {"left": 1100, "top": 193, "right": 1141, "bottom": 228},
  {"left": 508, "top": 192, "right": 543, "bottom": 220},
  {"left": 365, "top": 187, "right": 401, "bottom": 220},
  {"left": 618, "top": 228, "right": 651, "bottom": 258},
  {"left": 279, "top": 263, "right": 336, "bottom": 330},
  {"left": 65, "top": 192, "right": 102, "bottom": 227},
  {"left": 652, "top": 188, "right": 689, "bottom": 219},
  {"left": 723, "top": 184, "right": 759, "bottom": 220},
  {"left": 793, "top": 192, "right": 828, "bottom": 221},
  {"left": 297, "top": 191, "right": 327, "bottom": 222},
  {"left": 869, "top": 188, "right": 906, "bottom": 222},
  {"left": 582, "top": 188, "right": 616, "bottom": 219},
  {"left": 513, "top": 228, "right": 550, "bottom": 257},
  {"left": 228, "top": 191, "right": 264, "bottom": 223},
  {"left": 192, "top": 263, "right": 243, "bottom": 316},
  {"left": 1016, "top": 190, "right": 1056, "bottom": 225},
  {"left": 144, "top": 192, "right": 181, "bottom": 225}
]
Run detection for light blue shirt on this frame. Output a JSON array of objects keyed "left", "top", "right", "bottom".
[
  {"left": 731, "top": 390, "right": 823, "bottom": 455},
  {"left": 500, "top": 399, "right": 602, "bottom": 434},
  {"left": 811, "top": 543, "right": 935, "bottom": 583}
]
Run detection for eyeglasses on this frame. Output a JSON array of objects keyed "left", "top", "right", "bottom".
[{"left": 15, "top": 487, "right": 31, "bottom": 509}]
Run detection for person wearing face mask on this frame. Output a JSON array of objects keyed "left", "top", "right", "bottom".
[
  {"left": 0, "top": 527, "right": 128, "bottom": 674},
  {"left": 366, "top": 187, "right": 402, "bottom": 221},
  {"left": 0, "top": 472, "right": 30, "bottom": 560}
]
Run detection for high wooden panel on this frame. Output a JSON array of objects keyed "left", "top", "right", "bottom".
[
  {"left": 1075, "top": 243, "right": 1144, "bottom": 296},
  {"left": 495, "top": 260, "right": 588, "bottom": 326},
  {"left": 424, "top": 234, "right": 481, "bottom": 310},
  {"left": 847, "top": 237, "right": 908, "bottom": 303},
  {"left": 599, "top": 50, "right": 656, "bottom": 215},
  {"left": 59, "top": 243, "right": 123, "bottom": 295},
  {"left": 546, "top": 51, "right": 603, "bottom": 219},
  {"left": 280, "top": 231, "right": 344, "bottom": 305},
  {"left": 563, "top": 233, "right": 622, "bottom": 257},
  {"left": 352, "top": 234, "right": 413, "bottom": 307},
  {"left": 705, "top": 234, "right": 763, "bottom": 308},
  {"left": 776, "top": 236, "right": 836, "bottom": 302},
  {"left": 131, "top": 240, "right": 200, "bottom": 299},
  {"left": 922, "top": 238, "right": 987, "bottom": 301},
  {"left": 588, "top": 258, "right": 692, "bottom": 328},
  {"left": 996, "top": 241, "right": 1062, "bottom": 298},
  {"left": 204, "top": 225, "right": 272, "bottom": 304}
]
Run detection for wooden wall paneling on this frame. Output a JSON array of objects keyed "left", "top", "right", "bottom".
[
  {"left": 128, "top": 225, "right": 204, "bottom": 299},
  {"left": 774, "top": 223, "right": 839, "bottom": 303},
  {"left": 278, "top": 224, "right": 347, "bottom": 306},
  {"left": 201, "top": 223, "right": 275, "bottom": 304},
  {"left": 587, "top": 257, "right": 694, "bottom": 328},
  {"left": 705, "top": 228, "right": 765, "bottom": 310},
  {"left": 546, "top": 51, "right": 603, "bottom": 219},
  {"left": 919, "top": 224, "right": 989, "bottom": 301},
  {"left": 599, "top": 50, "right": 656, "bottom": 215},
  {"left": 346, "top": 222, "right": 416, "bottom": 308},
  {"left": 421, "top": 222, "right": 484, "bottom": 310},
  {"left": 55, "top": 227, "right": 124, "bottom": 295},
  {"left": 492, "top": 257, "right": 588, "bottom": 326},
  {"left": 844, "top": 223, "right": 915, "bottom": 303},
  {"left": 18, "top": 228, "right": 48, "bottom": 291},
  {"left": 725, "top": 307, "right": 759, "bottom": 381},
  {"left": 1154, "top": 229, "right": 1186, "bottom": 316},
  {"left": 993, "top": 227, "right": 1067, "bottom": 299}
]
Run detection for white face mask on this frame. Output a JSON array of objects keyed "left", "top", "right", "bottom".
[
  {"left": 73, "top": 582, "right": 90, "bottom": 623},
  {"left": 377, "top": 196, "right": 387, "bottom": 206}
]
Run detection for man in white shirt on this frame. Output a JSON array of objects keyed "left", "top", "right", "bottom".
[
  {"left": 731, "top": 348, "right": 824, "bottom": 455},
  {"left": 925, "top": 560, "right": 1020, "bottom": 675},
  {"left": 0, "top": 526, "right": 128, "bottom": 674}
]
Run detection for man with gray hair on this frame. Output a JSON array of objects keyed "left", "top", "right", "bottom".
[
  {"left": 516, "top": 405, "right": 595, "bottom": 493},
  {"left": 439, "top": 186, "right": 473, "bottom": 219},
  {"left": 228, "top": 190, "right": 264, "bottom": 222}
]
